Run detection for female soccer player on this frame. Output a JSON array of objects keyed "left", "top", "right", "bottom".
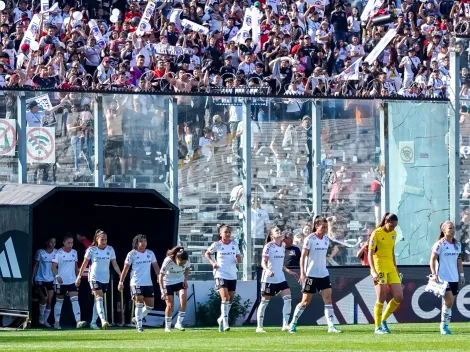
[
  {"left": 256, "top": 227, "right": 298, "bottom": 333},
  {"left": 51, "top": 234, "right": 87, "bottom": 329},
  {"left": 289, "top": 216, "right": 342, "bottom": 333},
  {"left": 368, "top": 212, "right": 403, "bottom": 334},
  {"left": 33, "top": 236, "right": 57, "bottom": 327},
  {"left": 205, "top": 224, "right": 241, "bottom": 332},
  {"left": 118, "top": 234, "right": 160, "bottom": 332},
  {"left": 75, "top": 230, "right": 121, "bottom": 330},
  {"left": 159, "top": 246, "right": 191, "bottom": 332},
  {"left": 430, "top": 221, "right": 465, "bottom": 334}
]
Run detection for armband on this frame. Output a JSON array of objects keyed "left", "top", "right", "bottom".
[
  {"left": 119, "top": 281, "right": 123, "bottom": 285},
  {"left": 460, "top": 273, "right": 465, "bottom": 277},
  {"left": 55, "top": 274, "right": 60, "bottom": 278}
]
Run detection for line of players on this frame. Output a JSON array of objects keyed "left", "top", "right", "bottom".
[{"left": 33, "top": 214, "right": 465, "bottom": 334}]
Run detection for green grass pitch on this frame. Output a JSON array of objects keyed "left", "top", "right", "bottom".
[{"left": 0, "top": 323, "right": 469, "bottom": 351}]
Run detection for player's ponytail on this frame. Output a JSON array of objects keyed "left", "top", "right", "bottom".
[
  {"left": 91, "top": 229, "right": 107, "bottom": 247},
  {"left": 378, "top": 213, "right": 398, "bottom": 228},
  {"left": 167, "top": 246, "right": 189, "bottom": 262},
  {"left": 438, "top": 221, "right": 458, "bottom": 249}
]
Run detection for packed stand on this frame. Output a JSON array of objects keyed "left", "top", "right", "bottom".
[{"left": 0, "top": 0, "right": 462, "bottom": 97}]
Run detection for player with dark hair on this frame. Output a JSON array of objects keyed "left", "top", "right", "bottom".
[
  {"left": 205, "top": 224, "right": 241, "bottom": 332},
  {"left": 51, "top": 233, "right": 87, "bottom": 329},
  {"left": 430, "top": 221, "right": 465, "bottom": 334},
  {"left": 368, "top": 212, "right": 403, "bottom": 334},
  {"left": 118, "top": 234, "right": 160, "bottom": 332},
  {"left": 76, "top": 230, "right": 121, "bottom": 330},
  {"left": 289, "top": 216, "right": 342, "bottom": 333},
  {"left": 257, "top": 227, "right": 298, "bottom": 333},
  {"left": 159, "top": 246, "right": 190, "bottom": 332},
  {"left": 33, "top": 235, "right": 57, "bottom": 327}
]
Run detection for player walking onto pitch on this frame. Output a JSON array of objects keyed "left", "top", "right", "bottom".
[
  {"left": 368, "top": 213, "right": 403, "bottom": 334},
  {"left": 430, "top": 221, "right": 465, "bottom": 335},
  {"left": 118, "top": 234, "right": 160, "bottom": 332},
  {"left": 205, "top": 224, "right": 241, "bottom": 332},
  {"left": 289, "top": 216, "right": 342, "bottom": 333},
  {"left": 76, "top": 230, "right": 121, "bottom": 330},
  {"left": 257, "top": 227, "right": 299, "bottom": 333},
  {"left": 51, "top": 234, "right": 87, "bottom": 329},
  {"left": 159, "top": 246, "right": 191, "bottom": 332},
  {"left": 33, "top": 235, "right": 58, "bottom": 327}
]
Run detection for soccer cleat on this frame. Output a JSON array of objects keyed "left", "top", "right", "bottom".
[
  {"left": 289, "top": 323, "right": 297, "bottom": 334},
  {"left": 256, "top": 327, "right": 267, "bottom": 333},
  {"left": 90, "top": 322, "right": 100, "bottom": 330},
  {"left": 441, "top": 326, "right": 452, "bottom": 335},
  {"left": 101, "top": 321, "right": 109, "bottom": 330},
  {"left": 164, "top": 328, "right": 171, "bottom": 333},
  {"left": 381, "top": 321, "right": 391, "bottom": 334},
  {"left": 137, "top": 327, "right": 144, "bottom": 333},
  {"left": 282, "top": 324, "right": 290, "bottom": 331},
  {"left": 76, "top": 321, "right": 87, "bottom": 329},
  {"left": 39, "top": 317, "right": 45, "bottom": 325},
  {"left": 374, "top": 327, "right": 386, "bottom": 335},
  {"left": 217, "top": 317, "right": 224, "bottom": 332},
  {"left": 54, "top": 324, "right": 61, "bottom": 330},
  {"left": 42, "top": 322, "right": 51, "bottom": 328},
  {"left": 174, "top": 323, "right": 185, "bottom": 331},
  {"left": 224, "top": 325, "right": 231, "bottom": 332},
  {"left": 328, "top": 326, "right": 343, "bottom": 333}
]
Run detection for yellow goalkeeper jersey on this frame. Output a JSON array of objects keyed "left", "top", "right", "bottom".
[{"left": 369, "top": 226, "right": 397, "bottom": 272}]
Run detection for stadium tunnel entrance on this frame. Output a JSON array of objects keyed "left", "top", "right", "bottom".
[{"left": 0, "top": 184, "right": 178, "bottom": 328}]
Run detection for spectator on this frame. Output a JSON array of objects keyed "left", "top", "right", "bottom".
[{"left": 283, "top": 231, "right": 301, "bottom": 268}]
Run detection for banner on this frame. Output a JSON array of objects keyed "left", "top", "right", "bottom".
[
  {"left": 88, "top": 20, "right": 106, "bottom": 49},
  {"left": 40, "top": 0, "right": 50, "bottom": 14},
  {"left": 360, "top": 0, "right": 385, "bottom": 22},
  {"left": 151, "top": 44, "right": 194, "bottom": 56},
  {"left": 335, "top": 58, "right": 362, "bottom": 80},
  {"left": 168, "top": 8, "right": 183, "bottom": 32},
  {"left": 25, "top": 94, "right": 57, "bottom": 127},
  {"left": 364, "top": 28, "right": 397, "bottom": 65},
  {"left": 261, "top": 266, "right": 470, "bottom": 326},
  {"left": 136, "top": 0, "right": 157, "bottom": 37},
  {"left": 20, "top": 14, "right": 41, "bottom": 48},
  {"left": 181, "top": 19, "right": 209, "bottom": 35}
]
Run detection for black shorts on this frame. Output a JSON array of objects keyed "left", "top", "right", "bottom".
[
  {"left": 215, "top": 278, "right": 237, "bottom": 292},
  {"left": 36, "top": 281, "right": 54, "bottom": 291},
  {"left": 55, "top": 283, "right": 78, "bottom": 296},
  {"left": 260, "top": 281, "right": 289, "bottom": 297},
  {"left": 302, "top": 276, "right": 332, "bottom": 294},
  {"left": 89, "top": 281, "right": 109, "bottom": 293},
  {"left": 164, "top": 282, "right": 185, "bottom": 296},
  {"left": 105, "top": 139, "right": 124, "bottom": 158},
  {"left": 447, "top": 282, "right": 459, "bottom": 296},
  {"left": 125, "top": 141, "right": 145, "bottom": 158},
  {"left": 131, "top": 285, "right": 154, "bottom": 298}
]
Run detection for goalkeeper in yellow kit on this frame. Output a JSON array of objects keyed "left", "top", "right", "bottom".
[{"left": 367, "top": 213, "right": 403, "bottom": 334}]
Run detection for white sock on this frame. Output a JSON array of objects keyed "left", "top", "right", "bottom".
[
  {"left": 91, "top": 303, "right": 98, "bottom": 324},
  {"left": 54, "top": 299, "right": 63, "bottom": 325},
  {"left": 96, "top": 297, "right": 106, "bottom": 322},
  {"left": 165, "top": 317, "right": 172, "bottom": 329},
  {"left": 221, "top": 301, "right": 229, "bottom": 327},
  {"left": 282, "top": 295, "right": 292, "bottom": 326},
  {"left": 228, "top": 302, "right": 233, "bottom": 314},
  {"left": 44, "top": 309, "right": 51, "bottom": 324},
  {"left": 39, "top": 304, "right": 46, "bottom": 320},
  {"left": 135, "top": 303, "right": 144, "bottom": 329},
  {"left": 292, "top": 304, "right": 306, "bottom": 324},
  {"left": 257, "top": 300, "right": 269, "bottom": 328},
  {"left": 324, "top": 304, "right": 335, "bottom": 328},
  {"left": 441, "top": 304, "right": 452, "bottom": 327},
  {"left": 70, "top": 296, "right": 81, "bottom": 323},
  {"left": 177, "top": 311, "right": 186, "bottom": 325},
  {"left": 142, "top": 305, "right": 153, "bottom": 319}
]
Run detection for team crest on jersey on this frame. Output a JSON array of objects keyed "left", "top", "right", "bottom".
[
  {"left": 232, "top": 247, "right": 235, "bottom": 250},
  {"left": 264, "top": 287, "right": 270, "bottom": 293},
  {"left": 147, "top": 255, "right": 150, "bottom": 258},
  {"left": 392, "top": 236, "right": 395, "bottom": 240},
  {"left": 107, "top": 252, "right": 110, "bottom": 255}
]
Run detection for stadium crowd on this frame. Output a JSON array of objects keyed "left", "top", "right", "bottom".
[{"left": 0, "top": 0, "right": 463, "bottom": 97}]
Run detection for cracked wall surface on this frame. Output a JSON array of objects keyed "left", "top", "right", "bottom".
[{"left": 388, "top": 102, "right": 449, "bottom": 264}]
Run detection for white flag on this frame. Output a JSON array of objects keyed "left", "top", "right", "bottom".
[
  {"left": 336, "top": 58, "right": 362, "bottom": 80},
  {"left": 89, "top": 20, "right": 106, "bottom": 49},
  {"left": 360, "top": 0, "right": 385, "bottom": 22},
  {"left": 20, "top": 14, "right": 41, "bottom": 48},
  {"left": 169, "top": 9, "right": 183, "bottom": 32},
  {"left": 364, "top": 28, "right": 397, "bottom": 65},
  {"left": 136, "top": 0, "right": 157, "bottom": 36},
  {"left": 181, "top": 19, "right": 209, "bottom": 35}
]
